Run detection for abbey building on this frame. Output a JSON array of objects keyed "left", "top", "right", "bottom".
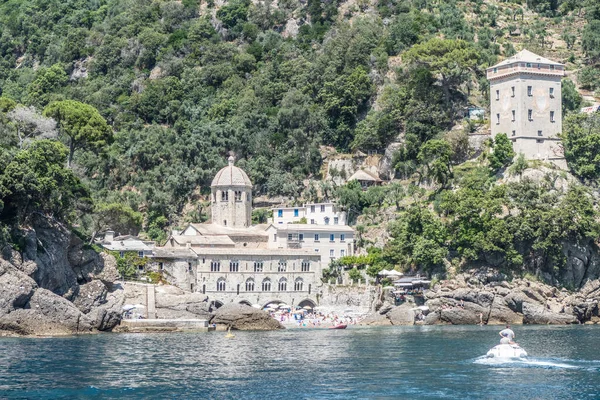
[{"left": 144, "top": 156, "right": 355, "bottom": 308}]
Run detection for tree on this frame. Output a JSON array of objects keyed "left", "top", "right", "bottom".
[
  {"left": 26, "top": 64, "right": 68, "bottom": 107},
  {"left": 403, "top": 38, "right": 480, "bottom": 105},
  {"left": 417, "top": 139, "right": 454, "bottom": 187},
  {"left": 582, "top": 20, "right": 600, "bottom": 63},
  {"left": 0, "top": 140, "right": 90, "bottom": 224},
  {"left": 7, "top": 106, "right": 57, "bottom": 149},
  {"left": 489, "top": 133, "right": 515, "bottom": 171},
  {"left": 90, "top": 202, "right": 143, "bottom": 243},
  {"left": 561, "top": 78, "right": 582, "bottom": 116},
  {"left": 562, "top": 113, "right": 600, "bottom": 180},
  {"left": 43, "top": 100, "right": 112, "bottom": 167}
]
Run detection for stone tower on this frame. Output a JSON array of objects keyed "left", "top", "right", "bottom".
[
  {"left": 210, "top": 156, "right": 252, "bottom": 228},
  {"left": 487, "top": 49, "right": 565, "bottom": 165}
]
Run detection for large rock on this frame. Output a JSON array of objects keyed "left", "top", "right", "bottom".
[
  {"left": 387, "top": 303, "right": 415, "bottom": 325},
  {"left": 522, "top": 302, "right": 578, "bottom": 325},
  {"left": 210, "top": 303, "right": 284, "bottom": 330},
  {"left": 439, "top": 302, "right": 487, "bottom": 325},
  {"left": 359, "top": 312, "right": 393, "bottom": 326},
  {"left": 1, "top": 288, "right": 94, "bottom": 335},
  {"left": 0, "top": 260, "right": 37, "bottom": 313},
  {"left": 488, "top": 296, "right": 522, "bottom": 325}
]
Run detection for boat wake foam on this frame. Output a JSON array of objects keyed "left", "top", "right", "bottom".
[{"left": 474, "top": 356, "right": 579, "bottom": 369}]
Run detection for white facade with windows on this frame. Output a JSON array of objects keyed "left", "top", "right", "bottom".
[
  {"left": 487, "top": 49, "right": 565, "bottom": 166},
  {"left": 271, "top": 202, "right": 347, "bottom": 225},
  {"left": 266, "top": 224, "right": 355, "bottom": 266}
]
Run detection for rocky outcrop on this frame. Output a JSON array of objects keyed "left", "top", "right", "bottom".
[
  {"left": 359, "top": 299, "right": 416, "bottom": 326},
  {"left": 423, "top": 270, "right": 600, "bottom": 326},
  {"left": 209, "top": 303, "right": 284, "bottom": 330},
  {"left": 0, "top": 215, "right": 124, "bottom": 335}
]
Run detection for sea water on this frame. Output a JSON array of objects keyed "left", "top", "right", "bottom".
[{"left": 0, "top": 325, "right": 599, "bottom": 399}]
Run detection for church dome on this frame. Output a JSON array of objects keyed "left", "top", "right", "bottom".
[{"left": 211, "top": 156, "right": 252, "bottom": 187}]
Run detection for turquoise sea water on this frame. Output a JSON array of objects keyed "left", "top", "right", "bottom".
[{"left": 0, "top": 325, "right": 599, "bottom": 399}]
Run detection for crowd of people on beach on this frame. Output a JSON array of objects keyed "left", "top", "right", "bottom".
[{"left": 267, "top": 310, "right": 362, "bottom": 328}]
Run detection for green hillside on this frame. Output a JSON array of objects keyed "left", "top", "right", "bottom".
[{"left": 1, "top": 0, "right": 600, "bottom": 283}]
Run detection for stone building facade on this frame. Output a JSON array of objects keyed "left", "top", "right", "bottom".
[
  {"left": 147, "top": 156, "right": 350, "bottom": 308},
  {"left": 487, "top": 49, "right": 565, "bottom": 166}
]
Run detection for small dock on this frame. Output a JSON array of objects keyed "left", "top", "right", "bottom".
[{"left": 118, "top": 319, "right": 212, "bottom": 333}]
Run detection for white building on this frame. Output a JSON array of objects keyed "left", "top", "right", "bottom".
[
  {"left": 271, "top": 202, "right": 347, "bottom": 225},
  {"left": 266, "top": 224, "right": 354, "bottom": 266},
  {"left": 147, "top": 156, "right": 353, "bottom": 308},
  {"left": 487, "top": 49, "right": 565, "bottom": 165},
  {"left": 99, "top": 230, "right": 154, "bottom": 258}
]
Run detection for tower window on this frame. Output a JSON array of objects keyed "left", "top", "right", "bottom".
[
  {"left": 550, "top": 111, "right": 555, "bottom": 122},
  {"left": 495, "top": 89, "right": 500, "bottom": 100},
  {"left": 234, "top": 191, "right": 242, "bottom": 201},
  {"left": 294, "top": 209, "right": 299, "bottom": 217},
  {"left": 496, "top": 114, "right": 500, "bottom": 125},
  {"left": 538, "top": 130, "right": 543, "bottom": 136},
  {"left": 527, "top": 86, "right": 532, "bottom": 96},
  {"left": 320, "top": 205, "right": 325, "bottom": 212},
  {"left": 528, "top": 110, "right": 533, "bottom": 121},
  {"left": 512, "top": 130, "right": 516, "bottom": 136},
  {"left": 549, "top": 87, "right": 555, "bottom": 97},
  {"left": 221, "top": 191, "right": 228, "bottom": 201},
  {"left": 511, "top": 87, "right": 515, "bottom": 97},
  {"left": 511, "top": 110, "right": 515, "bottom": 121}
]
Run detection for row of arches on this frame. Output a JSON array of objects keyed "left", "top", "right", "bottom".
[{"left": 216, "top": 277, "right": 305, "bottom": 292}]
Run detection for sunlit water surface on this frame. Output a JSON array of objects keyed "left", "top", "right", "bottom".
[{"left": 0, "top": 325, "right": 599, "bottom": 399}]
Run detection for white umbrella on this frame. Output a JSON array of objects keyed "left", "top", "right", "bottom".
[
  {"left": 278, "top": 304, "right": 290, "bottom": 309},
  {"left": 133, "top": 304, "right": 146, "bottom": 309},
  {"left": 252, "top": 304, "right": 261, "bottom": 309},
  {"left": 378, "top": 269, "right": 390, "bottom": 276},
  {"left": 387, "top": 270, "right": 403, "bottom": 277},
  {"left": 302, "top": 305, "right": 313, "bottom": 310}
]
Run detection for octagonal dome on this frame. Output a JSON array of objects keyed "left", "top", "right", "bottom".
[{"left": 211, "top": 156, "right": 252, "bottom": 187}]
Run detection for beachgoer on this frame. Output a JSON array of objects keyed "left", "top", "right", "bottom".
[{"left": 499, "top": 324, "right": 516, "bottom": 344}]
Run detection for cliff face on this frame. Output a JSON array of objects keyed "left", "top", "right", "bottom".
[
  {"left": 0, "top": 215, "right": 124, "bottom": 336},
  {"left": 424, "top": 270, "right": 600, "bottom": 326}
]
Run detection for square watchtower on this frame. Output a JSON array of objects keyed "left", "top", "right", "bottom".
[{"left": 487, "top": 50, "right": 565, "bottom": 165}]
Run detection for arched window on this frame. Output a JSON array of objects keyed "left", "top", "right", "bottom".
[
  {"left": 216, "top": 278, "right": 226, "bottom": 292},
  {"left": 246, "top": 278, "right": 255, "bottom": 292},
  {"left": 262, "top": 278, "right": 271, "bottom": 292},
  {"left": 278, "top": 277, "right": 287, "bottom": 292},
  {"left": 294, "top": 278, "right": 303, "bottom": 291},
  {"left": 235, "top": 191, "right": 242, "bottom": 201}
]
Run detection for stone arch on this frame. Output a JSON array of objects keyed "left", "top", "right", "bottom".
[
  {"left": 262, "top": 300, "right": 284, "bottom": 309},
  {"left": 209, "top": 300, "right": 224, "bottom": 312},
  {"left": 297, "top": 299, "right": 316, "bottom": 309},
  {"left": 278, "top": 277, "right": 287, "bottom": 292},
  {"left": 239, "top": 300, "right": 252, "bottom": 306}
]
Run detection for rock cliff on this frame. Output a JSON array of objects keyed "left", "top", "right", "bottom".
[
  {"left": 424, "top": 270, "right": 598, "bottom": 326},
  {"left": 0, "top": 215, "right": 124, "bottom": 336}
]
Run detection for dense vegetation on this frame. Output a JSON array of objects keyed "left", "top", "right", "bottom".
[{"left": 1, "top": 0, "right": 600, "bottom": 284}]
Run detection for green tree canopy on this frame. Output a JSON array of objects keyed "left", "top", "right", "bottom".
[
  {"left": 562, "top": 113, "right": 600, "bottom": 180},
  {"left": 43, "top": 100, "right": 112, "bottom": 167}
]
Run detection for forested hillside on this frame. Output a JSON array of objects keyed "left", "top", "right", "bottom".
[{"left": 1, "top": 0, "right": 600, "bottom": 284}]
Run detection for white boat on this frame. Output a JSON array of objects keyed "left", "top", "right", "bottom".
[{"left": 486, "top": 343, "right": 528, "bottom": 359}]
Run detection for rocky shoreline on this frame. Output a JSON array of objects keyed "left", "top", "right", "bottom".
[{"left": 361, "top": 270, "right": 600, "bottom": 327}]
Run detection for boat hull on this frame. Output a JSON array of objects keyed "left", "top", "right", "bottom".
[
  {"left": 486, "top": 344, "right": 527, "bottom": 359},
  {"left": 329, "top": 324, "right": 347, "bottom": 329}
]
